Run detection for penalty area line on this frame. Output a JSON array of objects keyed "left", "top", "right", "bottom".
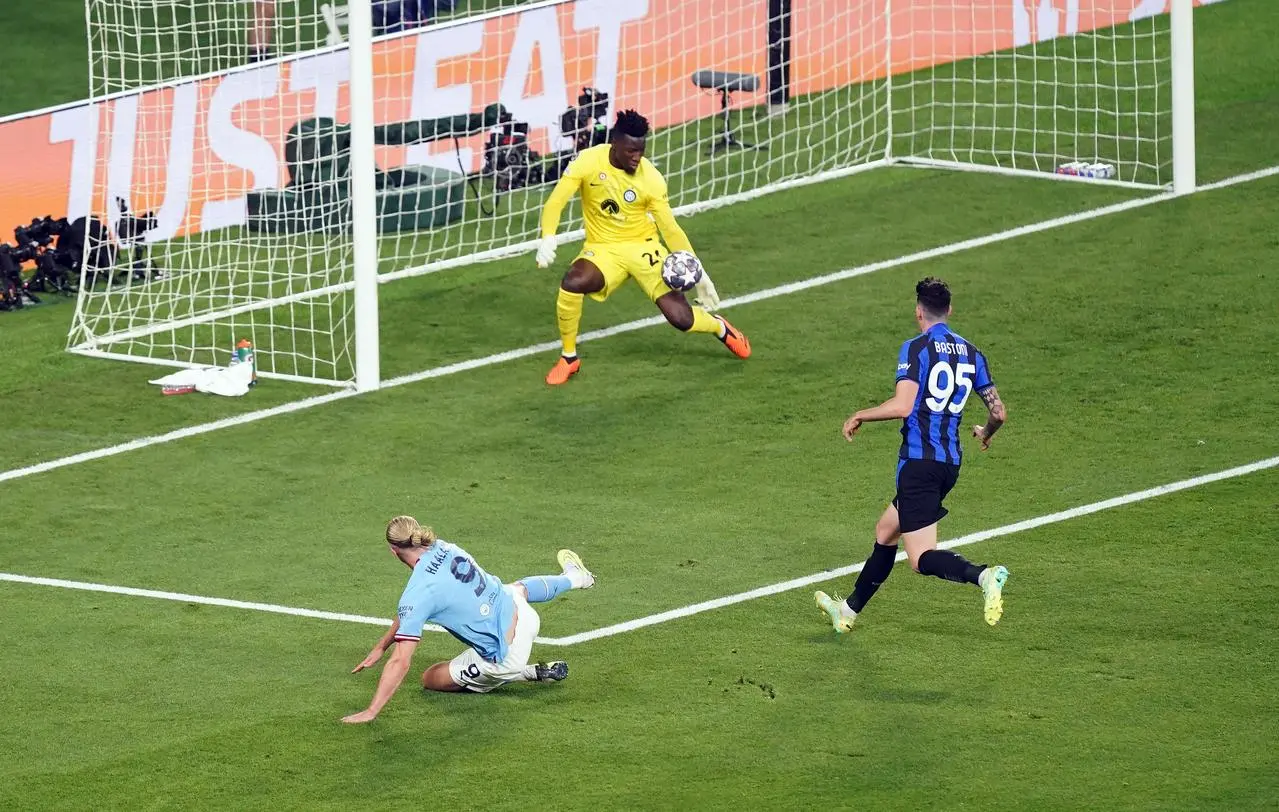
[
  {"left": 2, "top": 456, "right": 1275, "bottom": 646},
  {"left": 0, "top": 573, "right": 559, "bottom": 645},
  {"left": 1, "top": 163, "right": 1277, "bottom": 487},
  {"left": 542, "top": 454, "right": 1279, "bottom": 646}
]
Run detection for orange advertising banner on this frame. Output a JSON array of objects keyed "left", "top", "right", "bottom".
[{"left": 0, "top": 0, "right": 1220, "bottom": 245}]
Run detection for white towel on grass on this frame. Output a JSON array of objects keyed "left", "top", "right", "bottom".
[{"left": 148, "top": 362, "right": 254, "bottom": 397}]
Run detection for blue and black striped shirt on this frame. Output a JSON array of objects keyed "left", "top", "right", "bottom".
[{"left": 895, "top": 322, "right": 994, "bottom": 465}]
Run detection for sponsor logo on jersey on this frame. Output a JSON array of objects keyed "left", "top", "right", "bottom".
[{"left": 601, "top": 199, "right": 621, "bottom": 215}]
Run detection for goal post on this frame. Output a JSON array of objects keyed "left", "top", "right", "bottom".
[
  {"left": 68, "top": 0, "right": 1200, "bottom": 390},
  {"left": 1170, "top": 0, "right": 1197, "bottom": 195},
  {"left": 346, "top": 0, "right": 380, "bottom": 392}
]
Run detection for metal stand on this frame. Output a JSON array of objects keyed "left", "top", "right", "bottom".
[{"left": 709, "top": 89, "right": 765, "bottom": 155}]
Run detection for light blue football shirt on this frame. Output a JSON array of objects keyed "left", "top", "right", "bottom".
[{"left": 392, "top": 541, "right": 515, "bottom": 663}]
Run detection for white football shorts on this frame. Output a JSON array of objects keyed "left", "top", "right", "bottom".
[{"left": 447, "top": 585, "right": 540, "bottom": 693}]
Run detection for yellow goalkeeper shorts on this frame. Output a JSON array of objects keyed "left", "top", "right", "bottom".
[{"left": 575, "top": 239, "right": 673, "bottom": 303}]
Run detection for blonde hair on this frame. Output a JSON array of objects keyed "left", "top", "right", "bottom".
[{"left": 385, "top": 515, "right": 437, "bottom": 548}]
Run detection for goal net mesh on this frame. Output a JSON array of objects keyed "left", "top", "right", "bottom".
[{"left": 68, "top": 0, "right": 1173, "bottom": 386}]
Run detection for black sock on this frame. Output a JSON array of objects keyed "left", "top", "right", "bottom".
[
  {"left": 846, "top": 541, "right": 899, "bottom": 613},
  {"left": 917, "top": 549, "right": 984, "bottom": 585}
]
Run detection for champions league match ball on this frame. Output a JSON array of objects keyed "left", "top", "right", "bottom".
[{"left": 661, "top": 251, "right": 704, "bottom": 292}]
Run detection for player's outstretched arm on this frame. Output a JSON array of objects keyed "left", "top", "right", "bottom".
[
  {"left": 971, "top": 385, "right": 1007, "bottom": 451},
  {"left": 342, "top": 637, "right": 419, "bottom": 724},
  {"left": 351, "top": 618, "right": 401, "bottom": 673},
  {"left": 843, "top": 380, "right": 919, "bottom": 441}
]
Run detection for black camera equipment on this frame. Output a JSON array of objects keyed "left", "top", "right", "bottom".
[
  {"left": 0, "top": 216, "right": 63, "bottom": 308},
  {"left": 14, "top": 216, "right": 57, "bottom": 253},
  {"left": 559, "top": 87, "right": 610, "bottom": 153},
  {"left": 14, "top": 216, "right": 79, "bottom": 295},
  {"left": 52, "top": 215, "right": 116, "bottom": 288},
  {"left": 0, "top": 211, "right": 124, "bottom": 311},
  {"left": 450, "top": 105, "right": 545, "bottom": 216},
  {"left": 115, "top": 197, "right": 163, "bottom": 283},
  {"left": 481, "top": 110, "right": 543, "bottom": 195},
  {"left": 540, "top": 87, "right": 611, "bottom": 184},
  {"left": 0, "top": 243, "right": 38, "bottom": 310}
]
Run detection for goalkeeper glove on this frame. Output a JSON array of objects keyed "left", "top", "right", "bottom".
[
  {"left": 535, "top": 236, "right": 557, "bottom": 269},
  {"left": 694, "top": 270, "right": 721, "bottom": 311}
]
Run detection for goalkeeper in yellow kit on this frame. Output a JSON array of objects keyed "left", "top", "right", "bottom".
[{"left": 535, "top": 109, "right": 751, "bottom": 385}]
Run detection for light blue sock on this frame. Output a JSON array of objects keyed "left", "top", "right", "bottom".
[{"left": 519, "top": 575, "right": 573, "bottom": 603}]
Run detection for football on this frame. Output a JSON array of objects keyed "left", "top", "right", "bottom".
[{"left": 661, "top": 251, "right": 704, "bottom": 291}]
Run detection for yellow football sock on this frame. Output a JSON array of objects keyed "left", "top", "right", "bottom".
[
  {"left": 556, "top": 289, "right": 584, "bottom": 357},
  {"left": 689, "top": 307, "right": 725, "bottom": 337}
]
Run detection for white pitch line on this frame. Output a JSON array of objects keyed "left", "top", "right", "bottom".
[
  {"left": 0, "top": 390, "right": 357, "bottom": 484},
  {"left": 3, "top": 456, "right": 1275, "bottom": 646},
  {"left": 543, "top": 454, "right": 1279, "bottom": 645},
  {"left": 1, "top": 163, "right": 1276, "bottom": 487},
  {"left": 0, "top": 572, "right": 390, "bottom": 625},
  {"left": 0, "top": 572, "right": 558, "bottom": 645}
]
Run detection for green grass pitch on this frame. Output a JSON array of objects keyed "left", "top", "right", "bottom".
[{"left": 1, "top": 1, "right": 1277, "bottom": 809}]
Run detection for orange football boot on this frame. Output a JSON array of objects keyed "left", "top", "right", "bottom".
[
  {"left": 545, "top": 355, "right": 582, "bottom": 385},
  {"left": 715, "top": 316, "right": 751, "bottom": 359}
]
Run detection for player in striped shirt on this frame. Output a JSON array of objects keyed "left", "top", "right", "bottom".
[
  {"left": 815, "top": 278, "right": 1010, "bottom": 632},
  {"left": 341, "top": 516, "right": 594, "bottom": 723}
]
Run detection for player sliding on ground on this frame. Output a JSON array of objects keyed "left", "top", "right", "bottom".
[
  {"left": 341, "top": 516, "right": 594, "bottom": 723},
  {"left": 815, "top": 278, "right": 1010, "bottom": 632},
  {"left": 535, "top": 109, "right": 751, "bottom": 385}
]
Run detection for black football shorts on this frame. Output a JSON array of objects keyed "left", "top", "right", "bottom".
[{"left": 892, "top": 459, "right": 961, "bottom": 533}]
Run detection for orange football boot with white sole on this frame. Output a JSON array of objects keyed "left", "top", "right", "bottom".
[
  {"left": 715, "top": 316, "right": 751, "bottom": 359},
  {"left": 545, "top": 355, "right": 582, "bottom": 385}
]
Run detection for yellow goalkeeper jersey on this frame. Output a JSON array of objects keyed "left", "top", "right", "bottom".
[{"left": 540, "top": 144, "right": 693, "bottom": 253}]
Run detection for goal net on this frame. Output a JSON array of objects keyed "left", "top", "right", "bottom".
[{"left": 68, "top": 0, "right": 1193, "bottom": 387}]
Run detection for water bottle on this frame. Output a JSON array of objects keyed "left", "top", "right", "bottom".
[{"left": 232, "top": 338, "right": 257, "bottom": 385}]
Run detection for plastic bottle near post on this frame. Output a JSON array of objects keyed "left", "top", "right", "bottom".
[{"left": 234, "top": 339, "right": 257, "bottom": 386}]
